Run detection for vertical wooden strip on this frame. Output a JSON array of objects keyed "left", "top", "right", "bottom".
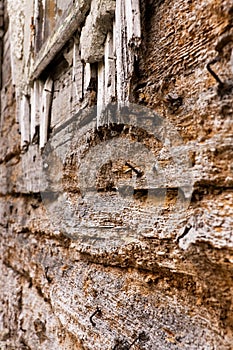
[
  {"left": 104, "top": 32, "right": 110, "bottom": 103},
  {"left": 125, "top": 0, "right": 133, "bottom": 42},
  {"left": 104, "top": 31, "right": 115, "bottom": 105},
  {"left": 40, "top": 77, "right": 53, "bottom": 149},
  {"left": 131, "top": 0, "right": 141, "bottom": 40},
  {"left": 81, "top": 61, "right": 85, "bottom": 101},
  {"left": 30, "top": 83, "right": 36, "bottom": 141},
  {"left": 125, "top": 0, "right": 141, "bottom": 45},
  {"left": 31, "top": 80, "right": 42, "bottom": 142},
  {"left": 34, "top": 0, "right": 44, "bottom": 52},
  {"left": 115, "top": 0, "right": 141, "bottom": 104},
  {"left": 115, "top": 0, "right": 127, "bottom": 104},
  {"left": 72, "top": 39, "right": 84, "bottom": 102},
  {"left": 85, "top": 63, "right": 91, "bottom": 91},
  {"left": 20, "top": 94, "right": 30, "bottom": 149},
  {"left": 112, "top": 19, "right": 117, "bottom": 99},
  {"left": 97, "top": 60, "right": 105, "bottom": 125}
]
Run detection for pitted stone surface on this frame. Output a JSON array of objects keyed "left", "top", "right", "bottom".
[{"left": 0, "top": 0, "right": 232, "bottom": 349}]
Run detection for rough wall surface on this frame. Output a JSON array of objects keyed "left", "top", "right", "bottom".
[{"left": 0, "top": 0, "right": 233, "bottom": 349}]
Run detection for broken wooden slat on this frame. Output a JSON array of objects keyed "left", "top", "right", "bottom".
[
  {"left": 30, "top": 1, "right": 91, "bottom": 81},
  {"left": 97, "top": 60, "right": 105, "bottom": 124},
  {"left": 31, "top": 79, "right": 42, "bottom": 144},
  {"left": 19, "top": 94, "right": 30, "bottom": 150},
  {"left": 125, "top": 0, "right": 141, "bottom": 47},
  {"left": 115, "top": 0, "right": 128, "bottom": 104},
  {"left": 85, "top": 63, "right": 98, "bottom": 92},
  {"left": 115, "top": 0, "right": 141, "bottom": 104},
  {"left": 85, "top": 63, "right": 91, "bottom": 91},
  {"left": 72, "top": 38, "right": 83, "bottom": 102},
  {"left": 40, "top": 77, "right": 53, "bottom": 149},
  {"left": 104, "top": 31, "right": 116, "bottom": 105}
]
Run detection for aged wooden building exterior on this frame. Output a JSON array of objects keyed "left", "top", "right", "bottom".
[{"left": 0, "top": 0, "right": 233, "bottom": 349}]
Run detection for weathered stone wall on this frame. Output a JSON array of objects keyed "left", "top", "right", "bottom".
[{"left": 0, "top": 0, "right": 233, "bottom": 349}]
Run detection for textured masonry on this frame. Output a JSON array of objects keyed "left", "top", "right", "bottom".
[{"left": 0, "top": 0, "right": 233, "bottom": 349}]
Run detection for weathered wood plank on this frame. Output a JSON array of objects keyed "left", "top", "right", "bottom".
[
  {"left": 72, "top": 39, "right": 83, "bottom": 102},
  {"left": 30, "top": 0, "right": 91, "bottom": 81},
  {"left": 40, "top": 77, "right": 53, "bottom": 149},
  {"left": 97, "top": 60, "right": 105, "bottom": 123},
  {"left": 19, "top": 94, "right": 30, "bottom": 150},
  {"left": 104, "top": 31, "right": 116, "bottom": 104},
  {"left": 115, "top": 0, "right": 127, "bottom": 103},
  {"left": 30, "top": 80, "right": 42, "bottom": 144},
  {"left": 125, "top": 0, "right": 141, "bottom": 45}
]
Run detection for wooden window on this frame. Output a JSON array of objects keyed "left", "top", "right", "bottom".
[{"left": 34, "top": 0, "right": 74, "bottom": 52}]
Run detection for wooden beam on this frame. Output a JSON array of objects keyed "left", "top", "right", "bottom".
[
  {"left": 115, "top": 0, "right": 141, "bottom": 104},
  {"left": 30, "top": 1, "right": 91, "bottom": 81}
]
